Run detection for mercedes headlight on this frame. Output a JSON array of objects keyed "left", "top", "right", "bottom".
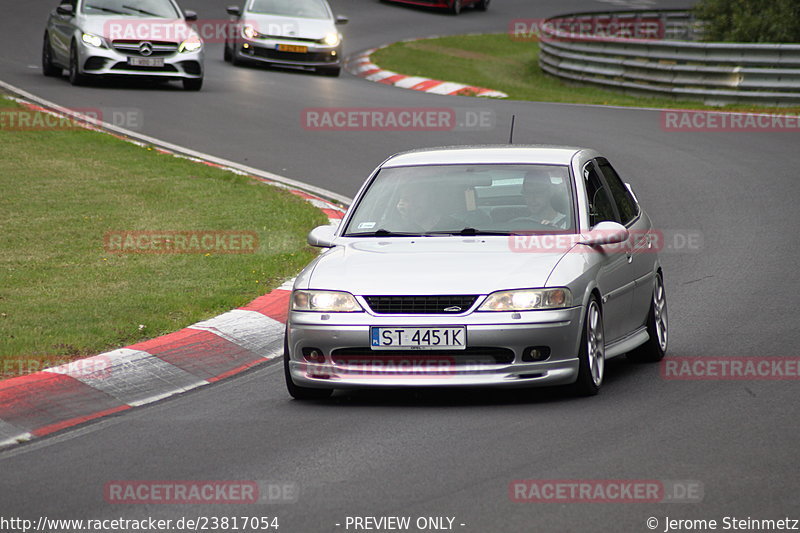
[
  {"left": 322, "top": 32, "right": 340, "bottom": 46},
  {"left": 179, "top": 36, "right": 202, "bottom": 53},
  {"left": 478, "top": 288, "right": 572, "bottom": 311},
  {"left": 81, "top": 32, "right": 104, "bottom": 48},
  {"left": 292, "top": 290, "right": 362, "bottom": 312}
]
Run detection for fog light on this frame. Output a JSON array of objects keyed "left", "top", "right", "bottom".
[
  {"left": 522, "top": 346, "right": 551, "bottom": 362},
  {"left": 243, "top": 43, "right": 250, "bottom": 49},
  {"left": 302, "top": 348, "right": 325, "bottom": 363}
]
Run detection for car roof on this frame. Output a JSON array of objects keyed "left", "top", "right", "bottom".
[{"left": 381, "top": 145, "right": 586, "bottom": 168}]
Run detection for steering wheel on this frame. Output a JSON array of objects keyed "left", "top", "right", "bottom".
[{"left": 507, "top": 216, "right": 560, "bottom": 231}]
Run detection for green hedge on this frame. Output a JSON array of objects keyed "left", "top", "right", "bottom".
[{"left": 693, "top": 0, "right": 800, "bottom": 43}]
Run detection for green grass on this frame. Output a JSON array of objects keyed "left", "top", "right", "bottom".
[
  {"left": 0, "top": 97, "right": 328, "bottom": 377},
  {"left": 371, "top": 34, "right": 800, "bottom": 113}
]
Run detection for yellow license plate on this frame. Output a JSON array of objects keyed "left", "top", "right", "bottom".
[{"left": 277, "top": 44, "right": 307, "bottom": 53}]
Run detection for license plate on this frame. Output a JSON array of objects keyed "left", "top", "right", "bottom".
[
  {"left": 277, "top": 44, "right": 307, "bottom": 53},
  {"left": 371, "top": 327, "right": 466, "bottom": 350},
  {"left": 128, "top": 57, "right": 164, "bottom": 67}
]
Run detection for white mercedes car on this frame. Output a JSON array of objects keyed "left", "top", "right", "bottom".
[{"left": 43, "top": 0, "right": 204, "bottom": 90}]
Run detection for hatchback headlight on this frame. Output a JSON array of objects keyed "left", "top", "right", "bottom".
[
  {"left": 242, "top": 24, "right": 259, "bottom": 40},
  {"left": 478, "top": 288, "right": 572, "bottom": 311},
  {"left": 81, "top": 32, "right": 104, "bottom": 48},
  {"left": 322, "top": 32, "right": 340, "bottom": 46},
  {"left": 292, "top": 290, "right": 362, "bottom": 312}
]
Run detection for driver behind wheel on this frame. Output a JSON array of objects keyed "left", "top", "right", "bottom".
[{"left": 520, "top": 169, "right": 568, "bottom": 229}]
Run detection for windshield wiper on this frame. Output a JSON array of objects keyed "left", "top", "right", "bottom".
[
  {"left": 122, "top": 5, "right": 162, "bottom": 16},
  {"left": 85, "top": 5, "right": 126, "bottom": 13},
  {"left": 425, "top": 228, "right": 512, "bottom": 236},
  {"left": 347, "top": 229, "right": 426, "bottom": 237}
]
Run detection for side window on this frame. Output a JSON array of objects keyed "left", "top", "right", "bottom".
[
  {"left": 583, "top": 162, "right": 619, "bottom": 227},
  {"left": 597, "top": 158, "right": 639, "bottom": 225}
]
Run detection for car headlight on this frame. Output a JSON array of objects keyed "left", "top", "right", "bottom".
[
  {"left": 179, "top": 37, "right": 202, "bottom": 53},
  {"left": 81, "top": 33, "right": 104, "bottom": 48},
  {"left": 292, "top": 290, "right": 362, "bottom": 312},
  {"left": 322, "top": 32, "right": 340, "bottom": 46},
  {"left": 242, "top": 24, "right": 259, "bottom": 40},
  {"left": 478, "top": 288, "right": 573, "bottom": 311}
]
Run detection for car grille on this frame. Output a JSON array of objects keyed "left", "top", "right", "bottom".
[
  {"left": 112, "top": 40, "right": 179, "bottom": 57},
  {"left": 249, "top": 47, "right": 337, "bottom": 63},
  {"left": 111, "top": 62, "right": 178, "bottom": 72},
  {"left": 363, "top": 295, "right": 479, "bottom": 314},
  {"left": 331, "top": 347, "right": 514, "bottom": 365}
]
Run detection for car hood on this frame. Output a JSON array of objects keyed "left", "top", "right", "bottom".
[
  {"left": 302, "top": 237, "right": 570, "bottom": 295},
  {"left": 79, "top": 15, "right": 196, "bottom": 43},
  {"left": 243, "top": 14, "right": 335, "bottom": 40}
]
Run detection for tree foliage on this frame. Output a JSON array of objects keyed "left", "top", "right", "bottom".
[{"left": 693, "top": 0, "right": 800, "bottom": 43}]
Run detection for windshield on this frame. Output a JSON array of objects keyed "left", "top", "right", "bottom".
[
  {"left": 343, "top": 164, "right": 576, "bottom": 236},
  {"left": 81, "top": 0, "right": 180, "bottom": 17},
  {"left": 248, "top": 0, "right": 331, "bottom": 19}
]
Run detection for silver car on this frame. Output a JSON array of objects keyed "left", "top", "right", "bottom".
[
  {"left": 224, "top": 0, "right": 347, "bottom": 76},
  {"left": 284, "top": 146, "right": 668, "bottom": 399},
  {"left": 43, "top": 0, "right": 204, "bottom": 90}
]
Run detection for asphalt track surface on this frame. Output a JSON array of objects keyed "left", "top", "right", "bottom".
[{"left": 1, "top": 0, "right": 799, "bottom": 531}]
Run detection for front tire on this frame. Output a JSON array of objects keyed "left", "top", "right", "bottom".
[
  {"left": 68, "top": 43, "right": 88, "bottom": 86},
  {"left": 627, "top": 272, "right": 668, "bottom": 362},
  {"left": 450, "top": 0, "right": 462, "bottom": 15},
  {"left": 475, "top": 0, "right": 490, "bottom": 10},
  {"left": 223, "top": 41, "right": 232, "bottom": 62},
  {"left": 183, "top": 77, "right": 203, "bottom": 91},
  {"left": 283, "top": 336, "right": 333, "bottom": 400},
  {"left": 572, "top": 296, "right": 605, "bottom": 396},
  {"left": 42, "top": 34, "right": 61, "bottom": 77}
]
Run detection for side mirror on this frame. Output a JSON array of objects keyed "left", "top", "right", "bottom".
[
  {"left": 226, "top": 5, "right": 241, "bottom": 16},
  {"left": 56, "top": 4, "right": 74, "bottom": 16},
  {"left": 307, "top": 225, "right": 337, "bottom": 248},
  {"left": 335, "top": 15, "right": 349, "bottom": 25},
  {"left": 579, "top": 221, "right": 629, "bottom": 246},
  {"left": 184, "top": 9, "right": 198, "bottom": 21}
]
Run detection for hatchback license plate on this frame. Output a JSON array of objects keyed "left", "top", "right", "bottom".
[
  {"left": 128, "top": 57, "right": 164, "bottom": 67},
  {"left": 277, "top": 44, "right": 307, "bottom": 53},
  {"left": 371, "top": 327, "right": 466, "bottom": 350}
]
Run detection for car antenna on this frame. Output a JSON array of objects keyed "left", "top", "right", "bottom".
[{"left": 508, "top": 115, "right": 516, "bottom": 144}]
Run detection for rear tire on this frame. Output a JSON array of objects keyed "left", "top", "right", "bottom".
[
  {"left": 183, "top": 77, "right": 203, "bottom": 91},
  {"left": 68, "top": 43, "right": 88, "bottom": 86},
  {"left": 42, "top": 34, "right": 61, "bottom": 77},
  {"left": 475, "top": 0, "right": 490, "bottom": 10},
  {"left": 283, "top": 335, "right": 333, "bottom": 400},
  {"left": 572, "top": 296, "right": 605, "bottom": 396},
  {"left": 627, "top": 272, "right": 668, "bottom": 362}
]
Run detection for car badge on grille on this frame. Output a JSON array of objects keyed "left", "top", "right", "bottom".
[
  {"left": 139, "top": 42, "right": 153, "bottom": 56},
  {"left": 443, "top": 306, "right": 462, "bottom": 312}
]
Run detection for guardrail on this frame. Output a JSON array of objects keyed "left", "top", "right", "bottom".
[{"left": 538, "top": 9, "right": 800, "bottom": 106}]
